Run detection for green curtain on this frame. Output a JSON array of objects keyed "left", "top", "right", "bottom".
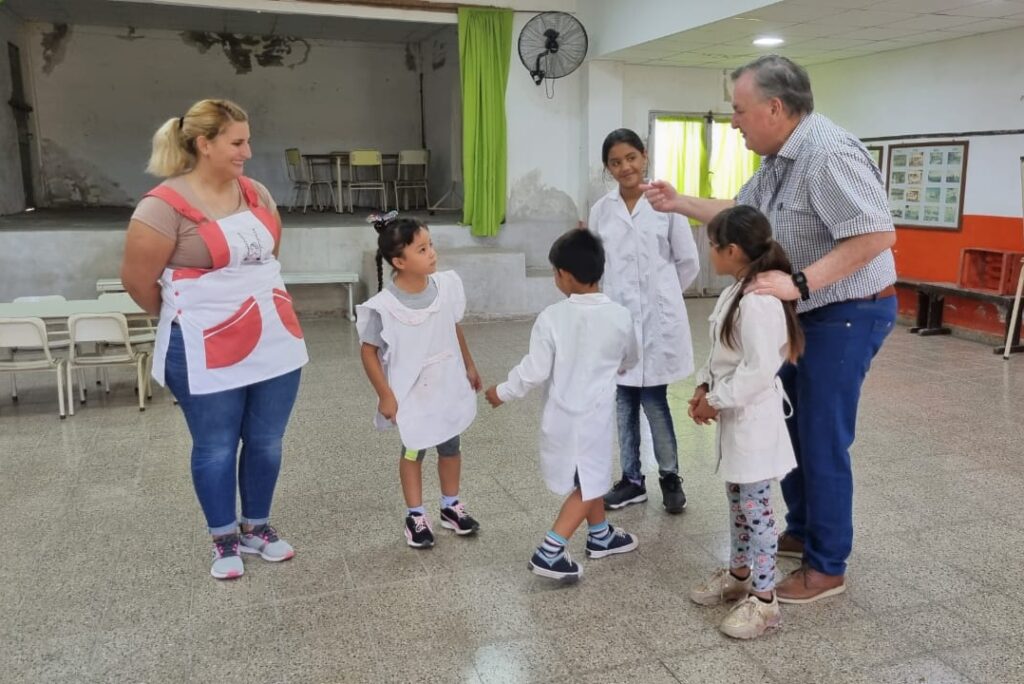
[
  {"left": 458, "top": 8, "right": 513, "bottom": 237},
  {"left": 709, "top": 121, "right": 760, "bottom": 199},
  {"left": 652, "top": 117, "right": 708, "bottom": 226}
]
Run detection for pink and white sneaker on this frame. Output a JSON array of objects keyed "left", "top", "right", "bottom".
[{"left": 239, "top": 524, "right": 295, "bottom": 562}]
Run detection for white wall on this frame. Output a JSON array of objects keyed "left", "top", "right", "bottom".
[
  {"left": 580, "top": 0, "right": 776, "bottom": 57},
  {"left": 809, "top": 26, "right": 1024, "bottom": 219},
  {"left": 0, "top": 7, "right": 26, "bottom": 214},
  {"left": 21, "top": 22, "right": 434, "bottom": 207}
]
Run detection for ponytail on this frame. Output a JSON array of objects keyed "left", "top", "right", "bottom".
[
  {"left": 146, "top": 99, "right": 248, "bottom": 178},
  {"left": 708, "top": 206, "right": 805, "bottom": 362}
]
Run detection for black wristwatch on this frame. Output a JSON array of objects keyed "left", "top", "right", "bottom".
[{"left": 792, "top": 271, "right": 811, "bottom": 301}]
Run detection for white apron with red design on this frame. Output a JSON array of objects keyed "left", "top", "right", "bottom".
[{"left": 148, "top": 177, "right": 309, "bottom": 395}]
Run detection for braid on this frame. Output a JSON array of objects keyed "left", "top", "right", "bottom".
[{"left": 375, "top": 252, "right": 384, "bottom": 292}]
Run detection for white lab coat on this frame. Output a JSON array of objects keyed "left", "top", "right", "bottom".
[
  {"left": 356, "top": 270, "right": 477, "bottom": 450},
  {"left": 588, "top": 188, "right": 700, "bottom": 387},
  {"left": 695, "top": 282, "right": 796, "bottom": 484},
  {"left": 496, "top": 293, "right": 638, "bottom": 500}
]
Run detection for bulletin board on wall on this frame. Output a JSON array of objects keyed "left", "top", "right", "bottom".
[{"left": 885, "top": 141, "right": 968, "bottom": 231}]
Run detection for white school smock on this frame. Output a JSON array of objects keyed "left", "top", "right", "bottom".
[
  {"left": 588, "top": 188, "right": 700, "bottom": 387},
  {"left": 148, "top": 178, "right": 309, "bottom": 395},
  {"left": 496, "top": 293, "right": 638, "bottom": 500},
  {"left": 695, "top": 282, "right": 796, "bottom": 484},
  {"left": 355, "top": 270, "right": 477, "bottom": 450}
]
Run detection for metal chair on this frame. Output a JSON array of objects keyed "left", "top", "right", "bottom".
[
  {"left": 348, "top": 149, "right": 388, "bottom": 212},
  {"left": 284, "top": 148, "right": 334, "bottom": 213},
  {"left": 393, "top": 149, "right": 430, "bottom": 210}
]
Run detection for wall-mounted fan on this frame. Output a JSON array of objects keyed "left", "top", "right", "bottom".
[{"left": 518, "top": 12, "right": 588, "bottom": 87}]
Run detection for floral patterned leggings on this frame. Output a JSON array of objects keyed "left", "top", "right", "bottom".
[{"left": 728, "top": 480, "right": 778, "bottom": 593}]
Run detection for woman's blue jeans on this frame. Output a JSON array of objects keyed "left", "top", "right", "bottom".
[{"left": 165, "top": 325, "right": 301, "bottom": 535}]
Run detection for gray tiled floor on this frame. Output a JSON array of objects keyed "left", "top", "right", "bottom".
[{"left": 2, "top": 299, "right": 1020, "bottom": 683}]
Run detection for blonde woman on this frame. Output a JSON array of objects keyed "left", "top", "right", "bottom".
[{"left": 122, "top": 99, "right": 308, "bottom": 579}]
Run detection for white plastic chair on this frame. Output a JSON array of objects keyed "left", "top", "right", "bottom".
[
  {"left": 66, "top": 313, "right": 150, "bottom": 414},
  {"left": 348, "top": 149, "right": 388, "bottom": 212},
  {"left": 393, "top": 149, "right": 430, "bottom": 210},
  {"left": 285, "top": 148, "right": 334, "bottom": 213},
  {"left": 8, "top": 295, "right": 69, "bottom": 398},
  {"left": 0, "top": 317, "right": 67, "bottom": 418}
]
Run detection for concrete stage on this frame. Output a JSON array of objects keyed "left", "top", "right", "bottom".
[{"left": 0, "top": 207, "right": 564, "bottom": 318}]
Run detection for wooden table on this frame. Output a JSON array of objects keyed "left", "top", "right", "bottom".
[{"left": 896, "top": 278, "right": 1024, "bottom": 354}]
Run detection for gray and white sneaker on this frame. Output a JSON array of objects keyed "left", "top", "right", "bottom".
[
  {"left": 211, "top": 534, "right": 244, "bottom": 580},
  {"left": 239, "top": 524, "right": 295, "bottom": 562}
]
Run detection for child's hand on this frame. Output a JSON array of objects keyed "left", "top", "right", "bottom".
[
  {"left": 688, "top": 385, "right": 708, "bottom": 419},
  {"left": 691, "top": 397, "right": 718, "bottom": 425},
  {"left": 485, "top": 385, "right": 503, "bottom": 408},
  {"left": 378, "top": 393, "right": 398, "bottom": 422},
  {"left": 466, "top": 365, "right": 482, "bottom": 392}
]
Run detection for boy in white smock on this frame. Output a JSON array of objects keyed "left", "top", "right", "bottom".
[{"left": 485, "top": 230, "right": 640, "bottom": 582}]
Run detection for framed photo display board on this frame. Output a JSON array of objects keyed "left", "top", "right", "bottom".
[
  {"left": 866, "top": 145, "right": 883, "bottom": 172},
  {"left": 886, "top": 141, "right": 967, "bottom": 230}
]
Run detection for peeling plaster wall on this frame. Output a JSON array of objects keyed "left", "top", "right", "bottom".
[
  {"left": 0, "top": 7, "right": 27, "bottom": 214},
  {"left": 23, "top": 22, "right": 427, "bottom": 207}
]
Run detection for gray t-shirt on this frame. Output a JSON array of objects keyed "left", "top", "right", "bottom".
[{"left": 359, "top": 280, "right": 439, "bottom": 350}]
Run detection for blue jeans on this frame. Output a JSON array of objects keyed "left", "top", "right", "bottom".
[
  {"left": 165, "top": 325, "right": 301, "bottom": 535},
  {"left": 779, "top": 295, "right": 896, "bottom": 576},
  {"left": 616, "top": 384, "right": 679, "bottom": 481}
]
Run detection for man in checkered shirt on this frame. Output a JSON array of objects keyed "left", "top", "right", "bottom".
[{"left": 645, "top": 55, "right": 897, "bottom": 604}]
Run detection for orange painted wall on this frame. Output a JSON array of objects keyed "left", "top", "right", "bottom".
[{"left": 894, "top": 215, "right": 1024, "bottom": 335}]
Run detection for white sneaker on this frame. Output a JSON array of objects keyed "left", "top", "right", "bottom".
[
  {"left": 719, "top": 594, "right": 782, "bottom": 639},
  {"left": 690, "top": 568, "right": 752, "bottom": 606},
  {"left": 239, "top": 524, "right": 295, "bottom": 562},
  {"left": 210, "top": 534, "right": 244, "bottom": 580}
]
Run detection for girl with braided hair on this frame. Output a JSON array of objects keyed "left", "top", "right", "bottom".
[
  {"left": 356, "top": 212, "right": 483, "bottom": 548},
  {"left": 687, "top": 205, "right": 804, "bottom": 639}
]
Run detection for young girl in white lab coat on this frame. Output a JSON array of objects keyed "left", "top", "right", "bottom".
[
  {"left": 356, "top": 213, "right": 483, "bottom": 549},
  {"left": 588, "top": 128, "right": 700, "bottom": 514},
  {"left": 485, "top": 230, "right": 640, "bottom": 582},
  {"left": 688, "top": 205, "right": 804, "bottom": 640}
]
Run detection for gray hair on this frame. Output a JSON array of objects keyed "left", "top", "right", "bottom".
[{"left": 731, "top": 55, "right": 814, "bottom": 116}]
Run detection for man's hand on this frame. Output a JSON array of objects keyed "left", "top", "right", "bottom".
[
  {"left": 485, "top": 385, "right": 503, "bottom": 408},
  {"left": 466, "top": 365, "right": 482, "bottom": 392},
  {"left": 745, "top": 270, "right": 801, "bottom": 301},
  {"left": 378, "top": 392, "right": 398, "bottom": 422},
  {"left": 640, "top": 179, "right": 681, "bottom": 213}
]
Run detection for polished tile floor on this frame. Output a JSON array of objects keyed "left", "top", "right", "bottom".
[{"left": 2, "top": 299, "right": 1021, "bottom": 683}]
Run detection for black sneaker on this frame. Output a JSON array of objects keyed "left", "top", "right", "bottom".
[
  {"left": 659, "top": 474, "right": 687, "bottom": 514},
  {"left": 404, "top": 513, "right": 435, "bottom": 548},
  {"left": 528, "top": 550, "right": 582, "bottom": 582},
  {"left": 439, "top": 502, "right": 480, "bottom": 536},
  {"left": 585, "top": 524, "right": 639, "bottom": 559},
  {"left": 603, "top": 476, "right": 648, "bottom": 510}
]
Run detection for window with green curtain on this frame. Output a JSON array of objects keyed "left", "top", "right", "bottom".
[
  {"left": 652, "top": 117, "right": 708, "bottom": 200},
  {"left": 458, "top": 7, "right": 513, "bottom": 237},
  {"left": 709, "top": 120, "right": 760, "bottom": 200}
]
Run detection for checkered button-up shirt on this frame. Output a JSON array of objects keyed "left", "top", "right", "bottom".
[{"left": 736, "top": 113, "right": 896, "bottom": 312}]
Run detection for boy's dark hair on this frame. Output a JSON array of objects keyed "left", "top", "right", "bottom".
[
  {"left": 706, "top": 205, "right": 805, "bottom": 362},
  {"left": 548, "top": 229, "right": 605, "bottom": 285},
  {"left": 370, "top": 212, "right": 427, "bottom": 291}
]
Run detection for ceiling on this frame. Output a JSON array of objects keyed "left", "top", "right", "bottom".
[
  {"left": 2, "top": 0, "right": 451, "bottom": 43},
  {"left": 604, "top": 0, "right": 1024, "bottom": 68}
]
